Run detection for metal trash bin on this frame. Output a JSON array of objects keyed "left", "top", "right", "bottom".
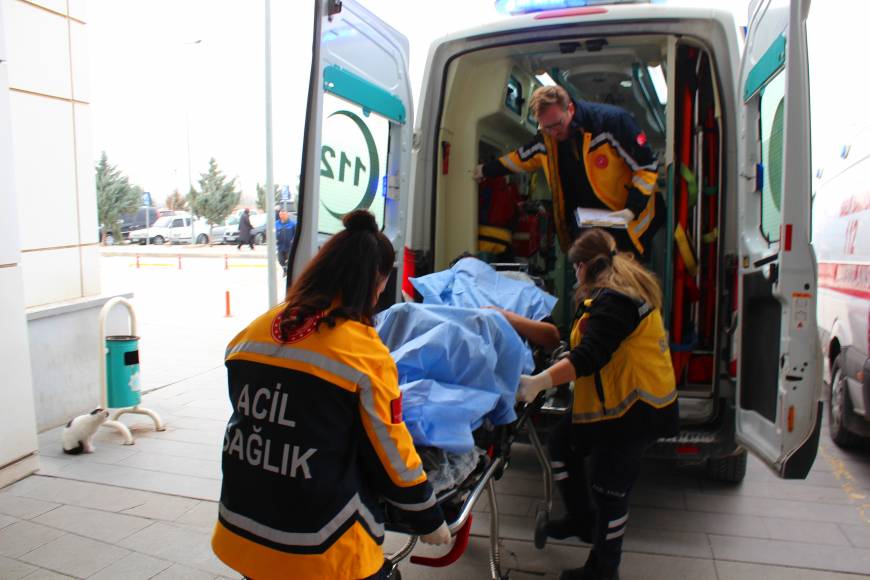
[{"left": 106, "top": 335, "right": 141, "bottom": 408}]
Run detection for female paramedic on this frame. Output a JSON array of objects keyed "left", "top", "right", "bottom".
[
  {"left": 516, "top": 228, "right": 678, "bottom": 580},
  {"left": 212, "top": 210, "right": 450, "bottom": 580}
]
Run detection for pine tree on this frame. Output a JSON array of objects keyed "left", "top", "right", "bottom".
[
  {"left": 188, "top": 158, "right": 240, "bottom": 225},
  {"left": 165, "top": 189, "right": 187, "bottom": 212},
  {"left": 256, "top": 182, "right": 281, "bottom": 212},
  {"left": 95, "top": 151, "right": 142, "bottom": 243}
]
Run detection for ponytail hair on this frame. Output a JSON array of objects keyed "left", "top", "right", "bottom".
[
  {"left": 280, "top": 210, "right": 394, "bottom": 335},
  {"left": 568, "top": 228, "right": 662, "bottom": 311}
]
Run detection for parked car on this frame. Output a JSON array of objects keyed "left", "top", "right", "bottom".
[
  {"left": 223, "top": 212, "right": 267, "bottom": 245},
  {"left": 128, "top": 215, "right": 173, "bottom": 244},
  {"left": 211, "top": 210, "right": 261, "bottom": 244},
  {"left": 102, "top": 207, "right": 156, "bottom": 244},
  {"left": 129, "top": 213, "right": 207, "bottom": 245},
  {"left": 168, "top": 216, "right": 211, "bottom": 244}
]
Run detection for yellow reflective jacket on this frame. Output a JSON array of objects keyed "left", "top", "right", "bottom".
[
  {"left": 494, "top": 101, "right": 660, "bottom": 254},
  {"left": 212, "top": 304, "right": 443, "bottom": 580},
  {"left": 569, "top": 291, "right": 677, "bottom": 426}
]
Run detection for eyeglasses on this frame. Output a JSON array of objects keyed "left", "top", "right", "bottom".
[
  {"left": 539, "top": 116, "right": 566, "bottom": 134},
  {"left": 538, "top": 109, "right": 570, "bottom": 134}
]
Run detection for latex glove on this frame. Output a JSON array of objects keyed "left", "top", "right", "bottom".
[
  {"left": 517, "top": 372, "right": 554, "bottom": 403},
  {"left": 472, "top": 164, "right": 485, "bottom": 183},
  {"left": 606, "top": 208, "right": 635, "bottom": 223},
  {"left": 420, "top": 521, "right": 452, "bottom": 545}
]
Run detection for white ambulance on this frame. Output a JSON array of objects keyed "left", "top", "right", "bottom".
[
  {"left": 813, "top": 127, "right": 870, "bottom": 447},
  {"left": 290, "top": 0, "right": 821, "bottom": 481}
]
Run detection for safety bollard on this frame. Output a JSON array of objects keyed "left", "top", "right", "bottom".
[
  {"left": 178, "top": 255, "right": 182, "bottom": 270},
  {"left": 225, "top": 290, "right": 231, "bottom": 317},
  {"left": 136, "top": 255, "right": 140, "bottom": 269},
  {"left": 224, "top": 254, "right": 228, "bottom": 270}
]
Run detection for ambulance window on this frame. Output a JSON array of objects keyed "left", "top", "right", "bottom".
[
  {"left": 527, "top": 82, "right": 542, "bottom": 125},
  {"left": 648, "top": 65, "right": 667, "bottom": 105},
  {"left": 506, "top": 75, "right": 523, "bottom": 115},
  {"left": 759, "top": 71, "right": 785, "bottom": 243},
  {"left": 318, "top": 93, "right": 390, "bottom": 235}
]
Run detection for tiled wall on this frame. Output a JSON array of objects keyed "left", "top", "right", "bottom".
[
  {"left": 0, "top": 0, "right": 40, "bottom": 469},
  {"left": 4, "top": 0, "right": 98, "bottom": 307}
]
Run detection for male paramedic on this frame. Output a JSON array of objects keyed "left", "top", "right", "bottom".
[{"left": 473, "top": 85, "right": 663, "bottom": 257}]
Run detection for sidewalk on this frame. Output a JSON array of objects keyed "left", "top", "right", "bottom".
[
  {"left": 100, "top": 244, "right": 267, "bottom": 260},
  {"left": 2, "top": 367, "right": 868, "bottom": 579}
]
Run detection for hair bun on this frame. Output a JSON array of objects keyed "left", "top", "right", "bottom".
[{"left": 343, "top": 210, "right": 378, "bottom": 234}]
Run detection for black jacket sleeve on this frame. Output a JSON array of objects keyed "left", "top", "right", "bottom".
[{"left": 568, "top": 291, "right": 641, "bottom": 377}]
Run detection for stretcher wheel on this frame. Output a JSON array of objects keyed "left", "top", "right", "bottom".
[
  {"left": 387, "top": 569, "right": 401, "bottom": 580},
  {"left": 533, "top": 505, "right": 549, "bottom": 550}
]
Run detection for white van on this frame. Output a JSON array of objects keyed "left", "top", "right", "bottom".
[
  {"left": 290, "top": 0, "right": 821, "bottom": 481},
  {"left": 813, "top": 127, "right": 870, "bottom": 446}
]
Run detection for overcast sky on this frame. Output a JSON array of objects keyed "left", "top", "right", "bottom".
[{"left": 87, "top": 0, "right": 856, "bottom": 205}]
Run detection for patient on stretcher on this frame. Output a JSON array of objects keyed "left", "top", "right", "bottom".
[{"left": 375, "top": 258, "right": 559, "bottom": 495}]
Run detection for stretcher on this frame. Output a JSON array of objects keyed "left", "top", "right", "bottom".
[{"left": 382, "top": 355, "right": 570, "bottom": 580}]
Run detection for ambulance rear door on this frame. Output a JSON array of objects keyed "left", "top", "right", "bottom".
[
  {"left": 291, "top": 0, "right": 412, "bottom": 303},
  {"left": 735, "top": 0, "right": 821, "bottom": 478}
]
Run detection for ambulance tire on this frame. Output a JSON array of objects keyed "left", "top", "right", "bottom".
[
  {"left": 706, "top": 448, "right": 747, "bottom": 484},
  {"left": 828, "top": 355, "right": 864, "bottom": 449}
]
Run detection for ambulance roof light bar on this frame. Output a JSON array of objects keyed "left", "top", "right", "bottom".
[{"left": 495, "top": 0, "right": 652, "bottom": 16}]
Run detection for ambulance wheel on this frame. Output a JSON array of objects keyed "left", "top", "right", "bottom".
[
  {"left": 829, "top": 355, "right": 864, "bottom": 448},
  {"left": 706, "top": 448, "right": 747, "bottom": 484},
  {"left": 533, "top": 505, "right": 549, "bottom": 549}
]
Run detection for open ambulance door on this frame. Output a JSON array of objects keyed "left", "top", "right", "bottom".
[
  {"left": 735, "top": 0, "right": 821, "bottom": 479},
  {"left": 291, "top": 0, "right": 412, "bottom": 304}
]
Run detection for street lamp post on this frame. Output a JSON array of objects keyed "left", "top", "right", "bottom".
[
  {"left": 265, "top": 0, "right": 277, "bottom": 307},
  {"left": 184, "top": 39, "right": 202, "bottom": 245}
]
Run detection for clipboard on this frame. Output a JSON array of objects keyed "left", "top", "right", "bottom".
[{"left": 574, "top": 207, "right": 627, "bottom": 229}]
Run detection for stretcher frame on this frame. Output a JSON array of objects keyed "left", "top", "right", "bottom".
[{"left": 384, "top": 394, "right": 558, "bottom": 580}]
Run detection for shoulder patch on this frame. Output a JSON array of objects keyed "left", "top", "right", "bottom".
[{"left": 271, "top": 310, "right": 322, "bottom": 344}]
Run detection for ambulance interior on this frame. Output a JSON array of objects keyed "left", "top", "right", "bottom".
[{"left": 432, "top": 35, "right": 726, "bottom": 406}]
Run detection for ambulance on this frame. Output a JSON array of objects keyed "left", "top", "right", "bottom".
[
  {"left": 289, "top": 0, "right": 821, "bottom": 482},
  {"left": 813, "top": 127, "right": 870, "bottom": 447}
]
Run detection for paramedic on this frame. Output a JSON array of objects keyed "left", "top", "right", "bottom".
[
  {"left": 212, "top": 210, "right": 450, "bottom": 580},
  {"left": 473, "top": 85, "right": 663, "bottom": 257},
  {"left": 516, "top": 228, "right": 678, "bottom": 580}
]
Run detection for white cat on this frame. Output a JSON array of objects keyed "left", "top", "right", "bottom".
[{"left": 62, "top": 408, "right": 110, "bottom": 454}]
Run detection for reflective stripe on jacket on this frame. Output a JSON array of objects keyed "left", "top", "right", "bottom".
[
  {"left": 212, "top": 304, "right": 442, "bottom": 580},
  {"left": 569, "top": 292, "right": 676, "bottom": 425},
  {"left": 496, "top": 100, "right": 659, "bottom": 254}
]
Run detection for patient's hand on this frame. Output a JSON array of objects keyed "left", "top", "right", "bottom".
[{"left": 483, "top": 305, "right": 515, "bottom": 323}]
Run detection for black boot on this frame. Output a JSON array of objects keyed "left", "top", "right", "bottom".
[{"left": 545, "top": 517, "right": 594, "bottom": 543}]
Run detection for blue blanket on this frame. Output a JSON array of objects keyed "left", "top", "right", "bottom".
[
  {"left": 377, "top": 303, "right": 533, "bottom": 452},
  {"left": 410, "top": 257, "right": 557, "bottom": 322}
]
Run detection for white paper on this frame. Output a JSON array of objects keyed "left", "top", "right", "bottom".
[{"left": 574, "top": 207, "right": 627, "bottom": 229}]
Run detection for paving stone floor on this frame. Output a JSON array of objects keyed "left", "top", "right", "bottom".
[{"left": 0, "top": 363, "right": 867, "bottom": 579}]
